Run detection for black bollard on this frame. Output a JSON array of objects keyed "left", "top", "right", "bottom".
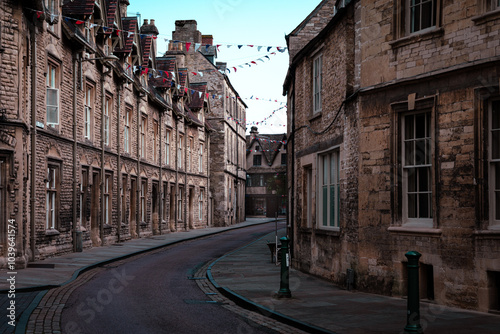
[
  {"left": 404, "top": 251, "right": 423, "bottom": 333},
  {"left": 276, "top": 236, "right": 291, "bottom": 298}
]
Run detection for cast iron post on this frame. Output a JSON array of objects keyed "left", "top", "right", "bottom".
[
  {"left": 404, "top": 251, "right": 423, "bottom": 333},
  {"left": 277, "top": 236, "right": 291, "bottom": 298}
]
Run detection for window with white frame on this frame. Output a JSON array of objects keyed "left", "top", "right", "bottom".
[
  {"left": 46, "top": 162, "right": 60, "bottom": 229},
  {"left": 165, "top": 130, "right": 170, "bottom": 165},
  {"left": 104, "top": 174, "right": 112, "bottom": 226},
  {"left": 178, "top": 136, "right": 183, "bottom": 169},
  {"left": 318, "top": 150, "right": 340, "bottom": 228},
  {"left": 46, "top": 61, "right": 60, "bottom": 126},
  {"left": 84, "top": 84, "right": 94, "bottom": 139},
  {"left": 124, "top": 107, "right": 131, "bottom": 153},
  {"left": 45, "top": 0, "right": 59, "bottom": 34},
  {"left": 402, "top": 112, "right": 433, "bottom": 224},
  {"left": 104, "top": 96, "right": 112, "bottom": 146},
  {"left": 313, "top": 54, "right": 322, "bottom": 114},
  {"left": 490, "top": 100, "right": 500, "bottom": 226},
  {"left": 199, "top": 189, "right": 204, "bottom": 220}
]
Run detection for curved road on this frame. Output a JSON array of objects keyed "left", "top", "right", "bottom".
[{"left": 61, "top": 222, "right": 283, "bottom": 334}]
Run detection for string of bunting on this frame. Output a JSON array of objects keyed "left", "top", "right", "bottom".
[
  {"left": 142, "top": 68, "right": 286, "bottom": 105},
  {"left": 227, "top": 105, "right": 287, "bottom": 128},
  {"left": 29, "top": 8, "right": 288, "bottom": 52}
]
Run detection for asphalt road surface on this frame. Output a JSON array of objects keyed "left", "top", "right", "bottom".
[{"left": 61, "top": 223, "right": 283, "bottom": 334}]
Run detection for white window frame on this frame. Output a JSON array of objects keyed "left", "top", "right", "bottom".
[
  {"left": 104, "top": 96, "right": 111, "bottom": 146},
  {"left": 199, "top": 189, "right": 204, "bottom": 220},
  {"left": 46, "top": 62, "right": 59, "bottom": 126},
  {"left": 46, "top": 163, "right": 59, "bottom": 229},
  {"left": 402, "top": 111, "right": 433, "bottom": 226},
  {"left": 317, "top": 149, "right": 340, "bottom": 229},
  {"left": 124, "top": 108, "right": 131, "bottom": 153},
  {"left": 84, "top": 85, "right": 93, "bottom": 139},
  {"left": 178, "top": 136, "right": 183, "bottom": 169},
  {"left": 489, "top": 99, "right": 500, "bottom": 228},
  {"left": 313, "top": 54, "right": 322, "bottom": 114},
  {"left": 45, "top": 0, "right": 59, "bottom": 34}
]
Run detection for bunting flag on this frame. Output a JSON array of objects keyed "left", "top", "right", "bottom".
[{"left": 25, "top": 7, "right": 289, "bottom": 52}]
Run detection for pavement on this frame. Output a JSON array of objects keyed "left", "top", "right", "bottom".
[
  {"left": 1, "top": 218, "right": 500, "bottom": 334},
  {"left": 207, "top": 227, "right": 500, "bottom": 334}
]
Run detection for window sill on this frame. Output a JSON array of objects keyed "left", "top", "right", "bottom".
[
  {"left": 309, "top": 112, "right": 322, "bottom": 122},
  {"left": 472, "top": 9, "right": 500, "bottom": 25},
  {"left": 389, "top": 27, "right": 444, "bottom": 49},
  {"left": 45, "top": 229, "right": 60, "bottom": 236},
  {"left": 474, "top": 228, "right": 500, "bottom": 239},
  {"left": 388, "top": 226, "right": 441, "bottom": 237},
  {"left": 315, "top": 227, "right": 340, "bottom": 237}
]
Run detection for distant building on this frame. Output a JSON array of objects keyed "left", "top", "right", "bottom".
[
  {"left": 284, "top": 0, "right": 500, "bottom": 313},
  {"left": 245, "top": 127, "right": 287, "bottom": 218},
  {"left": 166, "top": 20, "right": 247, "bottom": 227}
]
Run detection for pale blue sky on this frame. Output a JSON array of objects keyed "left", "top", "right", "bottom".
[{"left": 127, "top": 0, "right": 320, "bottom": 134}]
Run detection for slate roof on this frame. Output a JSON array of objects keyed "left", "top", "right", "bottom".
[
  {"left": 246, "top": 133, "right": 287, "bottom": 166},
  {"left": 61, "top": 18, "right": 95, "bottom": 51},
  {"left": 188, "top": 82, "right": 207, "bottom": 110},
  {"left": 177, "top": 68, "right": 188, "bottom": 97},
  {"left": 186, "top": 108, "right": 203, "bottom": 127},
  {"left": 104, "top": 0, "right": 119, "bottom": 35},
  {"left": 140, "top": 34, "right": 153, "bottom": 68},
  {"left": 62, "top": 0, "right": 95, "bottom": 17},
  {"left": 150, "top": 57, "right": 176, "bottom": 88},
  {"left": 114, "top": 17, "right": 137, "bottom": 54}
]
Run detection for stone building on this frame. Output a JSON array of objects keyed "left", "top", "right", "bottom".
[
  {"left": 245, "top": 126, "right": 287, "bottom": 218},
  {"left": 166, "top": 20, "right": 247, "bottom": 227},
  {"left": 0, "top": 0, "right": 221, "bottom": 267},
  {"left": 284, "top": 0, "right": 500, "bottom": 313}
]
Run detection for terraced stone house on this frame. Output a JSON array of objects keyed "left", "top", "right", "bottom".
[{"left": 284, "top": 0, "right": 500, "bottom": 313}]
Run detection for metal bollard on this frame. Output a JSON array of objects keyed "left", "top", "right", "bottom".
[
  {"left": 276, "top": 236, "right": 292, "bottom": 298},
  {"left": 404, "top": 251, "right": 423, "bottom": 334}
]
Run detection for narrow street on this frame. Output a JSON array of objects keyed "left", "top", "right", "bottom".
[{"left": 55, "top": 222, "right": 289, "bottom": 334}]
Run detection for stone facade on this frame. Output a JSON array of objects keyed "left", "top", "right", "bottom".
[
  {"left": 167, "top": 20, "right": 247, "bottom": 227},
  {"left": 0, "top": 0, "right": 243, "bottom": 268},
  {"left": 285, "top": 0, "right": 500, "bottom": 313},
  {"left": 245, "top": 127, "right": 287, "bottom": 218}
]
